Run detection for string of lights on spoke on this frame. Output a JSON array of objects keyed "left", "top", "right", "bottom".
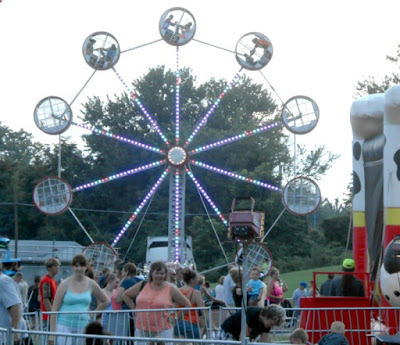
[
  {"left": 72, "top": 121, "right": 164, "bottom": 154},
  {"left": 190, "top": 121, "right": 280, "bottom": 155},
  {"left": 73, "top": 160, "right": 166, "bottom": 192},
  {"left": 112, "top": 169, "right": 169, "bottom": 247},
  {"left": 185, "top": 70, "right": 242, "bottom": 146},
  {"left": 191, "top": 160, "right": 280, "bottom": 191},
  {"left": 112, "top": 67, "right": 170, "bottom": 145}
]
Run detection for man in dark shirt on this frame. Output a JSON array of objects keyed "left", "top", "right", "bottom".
[
  {"left": 220, "top": 305, "right": 285, "bottom": 342},
  {"left": 320, "top": 274, "right": 335, "bottom": 296}
]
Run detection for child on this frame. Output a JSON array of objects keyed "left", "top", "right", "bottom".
[
  {"left": 290, "top": 328, "right": 308, "bottom": 344},
  {"left": 246, "top": 266, "right": 264, "bottom": 306}
]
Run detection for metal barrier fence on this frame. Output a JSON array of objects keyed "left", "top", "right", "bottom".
[
  {"left": 298, "top": 306, "right": 399, "bottom": 344},
  {"left": 9, "top": 328, "right": 288, "bottom": 345},
  {"left": 0, "top": 328, "right": 7, "bottom": 345},
  {"left": 6, "top": 305, "right": 400, "bottom": 345}
]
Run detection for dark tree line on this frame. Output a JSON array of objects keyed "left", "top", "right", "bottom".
[{"left": 0, "top": 66, "right": 340, "bottom": 276}]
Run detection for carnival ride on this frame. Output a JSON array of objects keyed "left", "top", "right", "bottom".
[
  {"left": 31, "top": 7, "right": 322, "bottom": 275},
  {"left": 297, "top": 86, "right": 400, "bottom": 344}
]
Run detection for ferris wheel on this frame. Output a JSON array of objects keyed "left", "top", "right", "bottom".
[{"left": 33, "top": 7, "right": 321, "bottom": 271}]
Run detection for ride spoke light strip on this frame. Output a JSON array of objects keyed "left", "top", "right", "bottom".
[
  {"left": 192, "top": 160, "right": 280, "bottom": 191},
  {"left": 175, "top": 47, "right": 180, "bottom": 144},
  {"left": 185, "top": 71, "right": 241, "bottom": 146},
  {"left": 72, "top": 122, "right": 163, "bottom": 154},
  {"left": 112, "top": 67, "right": 170, "bottom": 145},
  {"left": 187, "top": 169, "right": 228, "bottom": 226},
  {"left": 191, "top": 121, "right": 280, "bottom": 155},
  {"left": 112, "top": 170, "right": 169, "bottom": 247},
  {"left": 73, "top": 160, "right": 166, "bottom": 192},
  {"left": 174, "top": 170, "right": 180, "bottom": 263}
]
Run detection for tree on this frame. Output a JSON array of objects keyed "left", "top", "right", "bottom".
[
  {"left": 1, "top": 67, "right": 339, "bottom": 273},
  {"left": 0, "top": 123, "right": 48, "bottom": 239},
  {"left": 356, "top": 44, "right": 400, "bottom": 96},
  {"left": 77, "top": 67, "right": 338, "bottom": 269}
]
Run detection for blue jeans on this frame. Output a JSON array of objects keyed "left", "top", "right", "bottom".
[{"left": 174, "top": 320, "right": 200, "bottom": 339}]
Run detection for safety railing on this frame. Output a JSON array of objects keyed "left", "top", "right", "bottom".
[
  {"left": 299, "top": 306, "right": 399, "bottom": 344},
  {"left": 8, "top": 328, "right": 291, "bottom": 345},
  {"left": 42, "top": 307, "right": 215, "bottom": 341},
  {"left": 0, "top": 327, "right": 7, "bottom": 345},
  {"left": 12, "top": 305, "right": 400, "bottom": 345}
]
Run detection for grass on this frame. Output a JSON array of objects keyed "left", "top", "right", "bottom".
[
  {"left": 279, "top": 265, "right": 341, "bottom": 298},
  {"left": 209, "top": 264, "right": 342, "bottom": 298}
]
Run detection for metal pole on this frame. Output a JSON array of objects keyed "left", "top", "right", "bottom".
[
  {"left": 293, "top": 133, "right": 297, "bottom": 176},
  {"left": 13, "top": 184, "right": 18, "bottom": 258},
  {"left": 68, "top": 208, "right": 95, "bottom": 243},
  {"left": 6, "top": 327, "right": 13, "bottom": 345},
  {"left": 262, "top": 208, "right": 286, "bottom": 241},
  {"left": 58, "top": 134, "right": 62, "bottom": 177},
  {"left": 241, "top": 242, "right": 248, "bottom": 345}
]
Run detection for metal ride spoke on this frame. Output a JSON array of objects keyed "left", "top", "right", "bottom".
[
  {"left": 175, "top": 46, "right": 181, "bottom": 144},
  {"left": 187, "top": 168, "right": 230, "bottom": 264},
  {"left": 70, "top": 70, "right": 97, "bottom": 107},
  {"left": 192, "top": 38, "right": 236, "bottom": 55},
  {"left": 71, "top": 121, "right": 164, "bottom": 154},
  {"left": 111, "top": 169, "right": 169, "bottom": 247},
  {"left": 191, "top": 160, "right": 280, "bottom": 191},
  {"left": 112, "top": 66, "right": 170, "bottom": 145},
  {"left": 185, "top": 69, "right": 242, "bottom": 146},
  {"left": 72, "top": 160, "right": 166, "bottom": 192},
  {"left": 120, "top": 39, "right": 163, "bottom": 54},
  {"left": 172, "top": 170, "right": 184, "bottom": 263},
  {"left": 190, "top": 121, "right": 280, "bottom": 155},
  {"left": 186, "top": 168, "right": 227, "bottom": 226}
]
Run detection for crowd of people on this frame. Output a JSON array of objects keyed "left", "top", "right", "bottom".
[{"left": 0, "top": 255, "right": 367, "bottom": 345}]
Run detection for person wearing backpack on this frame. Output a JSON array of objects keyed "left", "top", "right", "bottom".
[{"left": 27, "top": 275, "right": 41, "bottom": 328}]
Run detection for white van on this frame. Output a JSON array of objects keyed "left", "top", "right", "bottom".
[{"left": 145, "top": 236, "right": 195, "bottom": 269}]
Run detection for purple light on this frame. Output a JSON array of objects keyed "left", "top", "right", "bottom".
[
  {"left": 191, "top": 160, "right": 280, "bottom": 192},
  {"left": 174, "top": 170, "right": 181, "bottom": 262},
  {"left": 175, "top": 47, "right": 180, "bottom": 144},
  {"left": 191, "top": 122, "right": 280, "bottom": 155},
  {"left": 185, "top": 71, "right": 241, "bottom": 146},
  {"left": 112, "top": 67, "right": 170, "bottom": 145},
  {"left": 111, "top": 170, "right": 169, "bottom": 247},
  {"left": 72, "top": 121, "right": 163, "bottom": 154},
  {"left": 187, "top": 169, "right": 228, "bottom": 226},
  {"left": 72, "top": 160, "right": 166, "bottom": 192}
]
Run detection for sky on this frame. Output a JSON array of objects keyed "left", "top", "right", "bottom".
[{"left": 0, "top": 0, "right": 399, "bottom": 204}]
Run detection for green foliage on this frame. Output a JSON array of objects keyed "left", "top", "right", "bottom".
[
  {"left": 355, "top": 43, "right": 400, "bottom": 96},
  {"left": 279, "top": 264, "right": 342, "bottom": 297},
  {"left": 0, "top": 67, "right": 340, "bottom": 272},
  {"left": 320, "top": 212, "right": 351, "bottom": 247},
  {"left": 294, "top": 145, "right": 340, "bottom": 181}
]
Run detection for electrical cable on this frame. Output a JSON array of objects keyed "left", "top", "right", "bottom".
[
  {"left": 188, "top": 165, "right": 230, "bottom": 265},
  {"left": 123, "top": 190, "right": 156, "bottom": 261}
]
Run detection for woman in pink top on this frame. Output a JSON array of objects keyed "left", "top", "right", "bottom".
[
  {"left": 123, "top": 261, "right": 191, "bottom": 345},
  {"left": 265, "top": 267, "right": 288, "bottom": 306}
]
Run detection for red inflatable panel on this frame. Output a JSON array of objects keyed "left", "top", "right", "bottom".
[{"left": 299, "top": 297, "right": 371, "bottom": 344}]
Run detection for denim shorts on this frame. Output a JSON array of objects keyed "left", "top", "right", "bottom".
[
  {"left": 248, "top": 295, "right": 258, "bottom": 303},
  {"left": 174, "top": 320, "right": 200, "bottom": 339}
]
